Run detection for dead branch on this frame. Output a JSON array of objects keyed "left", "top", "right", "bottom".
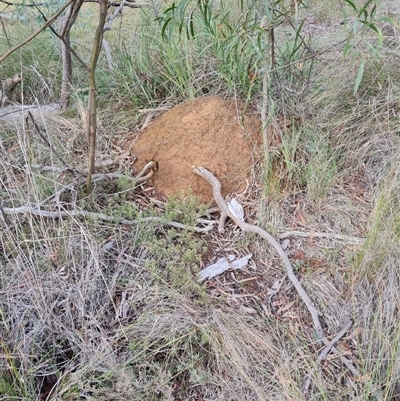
[
  {"left": 318, "top": 320, "right": 353, "bottom": 363},
  {"left": 278, "top": 230, "right": 365, "bottom": 245},
  {"left": 109, "top": 0, "right": 147, "bottom": 7},
  {"left": 0, "top": 162, "right": 215, "bottom": 235},
  {"left": 31, "top": 1, "right": 88, "bottom": 76},
  {"left": 136, "top": 161, "right": 157, "bottom": 179},
  {"left": 38, "top": 161, "right": 157, "bottom": 207},
  {"left": 1, "top": 161, "right": 216, "bottom": 233},
  {"left": 26, "top": 160, "right": 156, "bottom": 178},
  {"left": 26, "top": 112, "right": 70, "bottom": 168},
  {"left": 27, "top": 165, "right": 78, "bottom": 174},
  {"left": 0, "top": 0, "right": 147, "bottom": 8},
  {"left": 193, "top": 165, "right": 325, "bottom": 340},
  {"left": 192, "top": 165, "right": 362, "bottom": 378},
  {"left": 0, "top": 202, "right": 11, "bottom": 227},
  {"left": 85, "top": 0, "right": 148, "bottom": 8},
  {"left": 104, "top": 0, "right": 125, "bottom": 32},
  {"left": 0, "top": 13, "right": 11, "bottom": 47},
  {"left": 1, "top": 205, "right": 216, "bottom": 233},
  {"left": 304, "top": 320, "right": 355, "bottom": 395},
  {"left": 100, "top": 0, "right": 126, "bottom": 71}
]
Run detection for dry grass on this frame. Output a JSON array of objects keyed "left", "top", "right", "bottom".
[{"left": 1, "top": 1, "right": 400, "bottom": 400}]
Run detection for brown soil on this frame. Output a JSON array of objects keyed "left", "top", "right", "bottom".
[{"left": 130, "top": 96, "right": 261, "bottom": 204}]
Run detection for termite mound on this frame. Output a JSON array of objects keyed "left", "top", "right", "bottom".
[{"left": 130, "top": 96, "right": 261, "bottom": 204}]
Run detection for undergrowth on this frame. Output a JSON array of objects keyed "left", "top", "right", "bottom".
[{"left": 1, "top": 1, "right": 400, "bottom": 400}]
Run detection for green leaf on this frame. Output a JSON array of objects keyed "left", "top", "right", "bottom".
[
  {"left": 354, "top": 59, "right": 365, "bottom": 95},
  {"left": 378, "top": 16, "right": 396, "bottom": 24},
  {"left": 358, "top": 0, "right": 374, "bottom": 18},
  {"left": 343, "top": 33, "right": 353, "bottom": 57},
  {"left": 188, "top": 9, "right": 195, "bottom": 38},
  {"left": 370, "top": 4, "right": 377, "bottom": 18},
  {"left": 376, "top": 26, "right": 383, "bottom": 47},
  {"left": 362, "top": 9, "right": 368, "bottom": 21},
  {"left": 161, "top": 16, "right": 173, "bottom": 40},
  {"left": 362, "top": 21, "right": 378, "bottom": 33},
  {"left": 343, "top": 0, "right": 357, "bottom": 12},
  {"left": 341, "top": 6, "right": 348, "bottom": 25}
]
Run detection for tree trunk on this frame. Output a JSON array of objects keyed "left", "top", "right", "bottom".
[
  {"left": 59, "top": 0, "right": 84, "bottom": 110},
  {"left": 86, "top": 0, "right": 108, "bottom": 194}
]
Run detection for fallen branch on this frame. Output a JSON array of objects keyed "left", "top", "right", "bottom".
[
  {"left": 318, "top": 320, "right": 353, "bottom": 363},
  {"left": 193, "top": 165, "right": 325, "bottom": 340},
  {"left": 84, "top": 0, "right": 148, "bottom": 7},
  {"left": 304, "top": 320, "right": 354, "bottom": 395},
  {"left": 1, "top": 205, "right": 216, "bottom": 233},
  {"left": 40, "top": 161, "right": 157, "bottom": 207},
  {"left": 192, "top": 165, "right": 361, "bottom": 378},
  {"left": 2, "top": 161, "right": 213, "bottom": 232},
  {"left": 26, "top": 151, "right": 137, "bottom": 175},
  {"left": 278, "top": 230, "right": 364, "bottom": 245}
]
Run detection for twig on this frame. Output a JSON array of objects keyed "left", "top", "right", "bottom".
[
  {"left": 27, "top": 165, "right": 81, "bottom": 174},
  {"left": 101, "top": 0, "right": 124, "bottom": 71},
  {"left": 32, "top": 1, "right": 89, "bottom": 72},
  {"left": 1, "top": 205, "right": 216, "bottom": 233},
  {"left": 26, "top": 155, "right": 145, "bottom": 176},
  {"left": 318, "top": 320, "right": 352, "bottom": 363},
  {"left": 0, "top": 202, "right": 11, "bottom": 227},
  {"left": 278, "top": 230, "right": 365, "bottom": 244},
  {"left": 192, "top": 165, "right": 362, "bottom": 378},
  {"left": 103, "top": 0, "right": 125, "bottom": 32},
  {"left": 136, "top": 161, "right": 157, "bottom": 180},
  {"left": 102, "top": 38, "right": 114, "bottom": 71},
  {"left": 304, "top": 320, "right": 355, "bottom": 395},
  {"left": 84, "top": 0, "right": 148, "bottom": 8},
  {"left": 87, "top": 170, "right": 154, "bottom": 185},
  {"left": 0, "top": 0, "right": 45, "bottom": 6},
  {"left": 1, "top": 161, "right": 215, "bottom": 232},
  {"left": 39, "top": 161, "right": 158, "bottom": 207},
  {"left": 26, "top": 112, "right": 70, "bottom": 168},
  {"left": 0, "top": 0, "right": 73, "bottom": 64},
  {"left": 0, "top": 104, "right": 54, "bottom": 119},
  {"left": 0, "top": 13, "right": 11, "bottom": 48},
  {"left": 139, "top": 107, "right": 170, "bottom": 113}
]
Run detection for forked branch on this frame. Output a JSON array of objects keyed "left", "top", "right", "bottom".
[
  {"left": 192, "top": 165, "right": 361, "bottom": 379},
  {"left": 193, "top": 165, "right": 325, "bottom": 340},
  {"left": 0, "top": 0, "right": 73, "bottom": 64}
]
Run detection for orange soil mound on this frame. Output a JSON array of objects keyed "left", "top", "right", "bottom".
[{"left": 130, "top": 96, "right": 260, "bottom": 204}]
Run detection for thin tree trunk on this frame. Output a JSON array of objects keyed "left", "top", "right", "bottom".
[
  {"left": 86, "top": 0, "right": 108, "bottom": 194},
  {"left": 59, "top": 15, "right": 72, "bottom": 109},
  {"left": 59, "top": 0, "right": 84, "bottom": 110}
]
